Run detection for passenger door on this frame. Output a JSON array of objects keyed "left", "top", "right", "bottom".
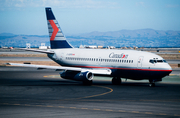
[
  {"left": 137, "top": 56, "right": 143, "bottom": 69},
  {"left": 60, "top": 52, "right": 64, "bottom": 61}
]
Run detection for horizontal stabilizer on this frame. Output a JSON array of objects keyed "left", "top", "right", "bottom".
[{"left": 16, "top": 48, "right": 54, "bottom": 54}]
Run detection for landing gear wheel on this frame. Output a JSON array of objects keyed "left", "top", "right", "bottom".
[
  {"left": 112, "top": 77, "right": 121, "bottom": 85},
  {"left": 149, "top": 80, "right": 155, "bottom": 87},
  {"left": 149, "top": 83, "right": 155, "bottom": 87},
  {"left": 83, "top": 80, "right": 92, "bottom": 86}
]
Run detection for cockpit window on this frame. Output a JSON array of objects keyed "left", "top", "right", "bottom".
[
  {"left": 163, "top": 60, "right": 167, "bottom": 63},
  {"left": 157, "top": 60, "right": 163, "bottom": 63},
  {"left": 149, "top": 60, "right": 154, "bottom": 63},
  {"left": 149, "top": 59, "right": 167, "bottom": 64}
]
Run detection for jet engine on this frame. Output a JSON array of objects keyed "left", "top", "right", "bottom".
[{"left": 60, "top": 70, "right": 93, "bottom": 85}]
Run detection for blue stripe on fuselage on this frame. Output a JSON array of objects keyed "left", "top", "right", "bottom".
[{"left": 50, "top": 40, "right": 72, "bottom": 49}]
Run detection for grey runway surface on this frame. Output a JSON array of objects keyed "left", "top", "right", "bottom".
[{"left": 0, "top": 66, "right": 180, "bottom": 118}]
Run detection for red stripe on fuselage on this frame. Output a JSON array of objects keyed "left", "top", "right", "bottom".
[
  {"left": 72, "top": 65, "right": 172, "bottom": 72},
  {"left": 49, "top": 20, "right": 59, "bottom": 41}
]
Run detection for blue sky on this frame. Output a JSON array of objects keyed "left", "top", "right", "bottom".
[{"left": 0, "top": 0, "right": 180, "bottom": 35}]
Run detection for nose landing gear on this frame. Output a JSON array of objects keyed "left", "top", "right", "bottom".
[
  {"left": 149, "top": 81, "right": 155, "bottom": 87},
  {"left": 149, "top": 78, "right": 162, "bottom": 87}
]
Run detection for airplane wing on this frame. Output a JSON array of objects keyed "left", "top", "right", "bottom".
[
  {"left": 15, "top": 48, "right": 54, "bottom": 54},
  {"left": 6, "top": 63, "right": 111, "bottom": 75}
]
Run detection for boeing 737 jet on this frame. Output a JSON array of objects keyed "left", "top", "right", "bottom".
[{"left": 7, "top": 7, "right": 172, "bottom": 87}]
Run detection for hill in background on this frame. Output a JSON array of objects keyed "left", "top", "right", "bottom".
[{"left": 0, "top": 29, "right": 180, "bottom": 48}]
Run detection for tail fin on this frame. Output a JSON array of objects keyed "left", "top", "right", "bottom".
[{"left": 45, "top": 7, "right": 73, "bottom": 49}]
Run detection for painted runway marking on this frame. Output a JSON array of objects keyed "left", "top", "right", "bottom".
[
  {"left": 159, "top": 113, "right": 167, "bottom": 115},
  {"left": 70, "top": 107, "right": 76, "bottom": 109},
  {"left": 119, "top": 110, "right": 126, "bottom": 112},
  {"left": 43, "top": 75, "right": 60, "bottom": 78},
  {"left": 81, "top": 108, "right": 88, "bottom": 110},
  {"left": 77, "top": 85, "right": 113, "bottom": 99},
  {"left": 58, "top": 106, "right": 65, "bottom": 108},
  {"left": 174, "top": 114, "right": 180, "bottom": 116},
  {"left": 46, "top": 105, "right": 53, "bottom": 107},
  {"left": 105, "top": 109, "right": 113, "bottom": 111},
  {"left": 56, "top": 85, "right": 114, "bottom": 101},
  {"left": 145, "top": 112, "right": 153, "bottom": 114},
  {"left": 132, "top": 111, "right": 140, "bottom": 113},
  {"left": 43, "top": 75, "right": 113, "bottom": 100}
]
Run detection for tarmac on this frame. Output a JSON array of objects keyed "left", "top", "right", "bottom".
[
  {"left": 0, "top": 66, "right": 180, "bottom": 118},
  {"left": 0, "top": 49, "right": 180, "bottom": 117}
]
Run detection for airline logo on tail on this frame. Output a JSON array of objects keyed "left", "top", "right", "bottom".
[
  {"left": 48, "top": 20, "right": 59, "bottom": 41},
  {"left": 45, "top": 7, "right": 72, "bottom": 49}
]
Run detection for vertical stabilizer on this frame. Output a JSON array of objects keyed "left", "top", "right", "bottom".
[{"left": 45, "top": 7, "right": 73, "bottom": 49}]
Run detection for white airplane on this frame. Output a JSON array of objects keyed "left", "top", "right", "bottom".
[{"left": 7, "top": 7, "right": 172, "bottom": 87}]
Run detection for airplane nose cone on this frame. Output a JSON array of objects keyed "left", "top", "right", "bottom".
[
  {"left": 168, "top": 63, "right": 172, "bottom": 70},
  {"left": 154, "top": 64, "right": 172, "bottom": 78},
  {"left": 166, "top": 64, "right": 172, "bottom": 75}
]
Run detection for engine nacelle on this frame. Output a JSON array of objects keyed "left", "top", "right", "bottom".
[{"left": 60, "top": 71, "right": 94, "bottom": 82}]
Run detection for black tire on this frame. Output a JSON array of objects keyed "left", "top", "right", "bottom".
[
  {"left": 149, "top": 83, "right": 155, "bottom": 87},
  {"left": 149, "top": 79, "right": 155, "bottom": 87}
]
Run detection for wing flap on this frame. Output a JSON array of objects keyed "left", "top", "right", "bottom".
[{"left": 6, "top": 63, "right": 111, "bottom": 75}]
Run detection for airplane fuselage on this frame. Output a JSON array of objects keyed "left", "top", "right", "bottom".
[{"left": 48, "top": 48, "right": 172, "bottom": 81}]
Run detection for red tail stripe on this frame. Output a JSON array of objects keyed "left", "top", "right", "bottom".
[{"left": 49, "top": 20, "right": 59, "bottom": 41}]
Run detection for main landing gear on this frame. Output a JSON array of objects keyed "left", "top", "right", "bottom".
[
  {"left": 112, "top": 77, "right": 121, "bottom": 85},
  {"left": 149, "top": 80, "right": 155, "bottom": 87}
]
